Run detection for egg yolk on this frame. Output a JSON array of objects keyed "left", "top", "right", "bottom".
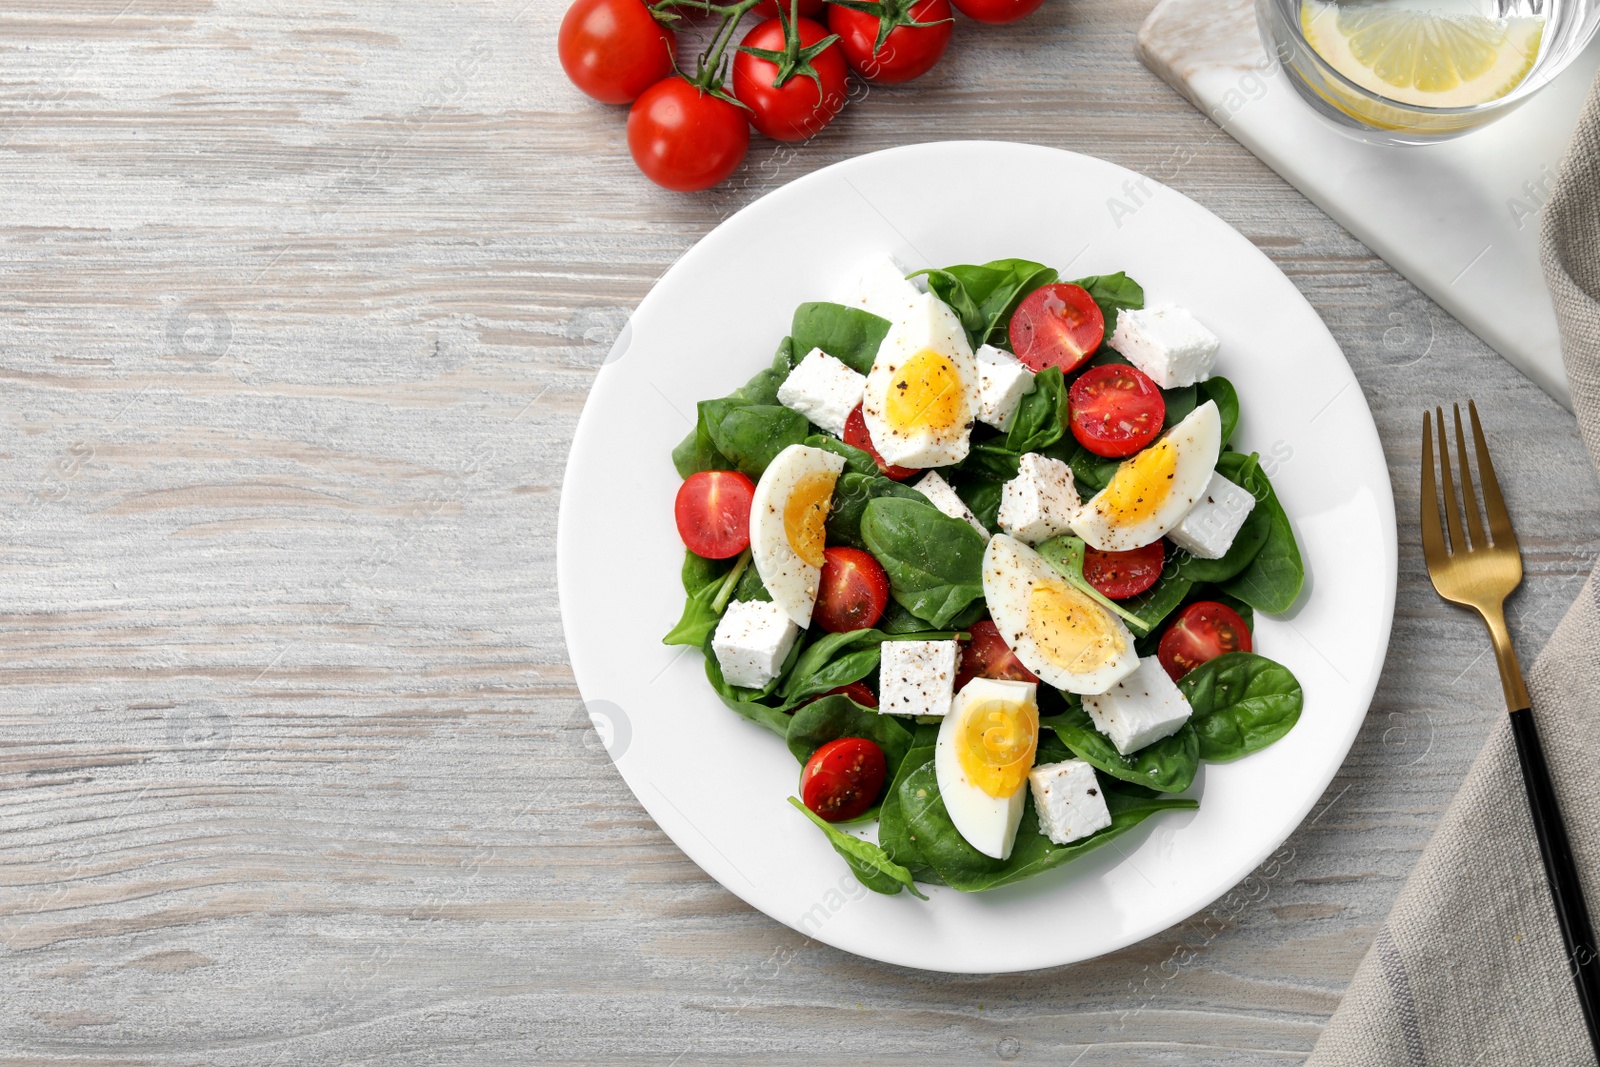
[
  {"left": 783, "top": 470, "right": 837, "bottom": 568},
  {"left": 885, "top": 349, "right": 965, "bottom": 433},
  {"left": 1095, "top": 437, "right": 1179, "bottom": 527},
  {"left": 1027, "top": 580, "right": 1127, "bottom": 675},
  {"left": 956, "top": 695, "right": 1039, "bottom": 799}
]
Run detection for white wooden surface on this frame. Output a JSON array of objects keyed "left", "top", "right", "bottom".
[{"left": 0, "top": 1, "right": 1597, "bottom": 1063}]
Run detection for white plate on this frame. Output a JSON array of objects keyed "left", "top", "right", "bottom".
[{"left": 557, "top": 141, "right": 1396, "bottom": 974}]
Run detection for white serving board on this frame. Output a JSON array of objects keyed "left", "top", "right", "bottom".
[{"left": 1138, "top": 0, "right": 1599, "bottom": 410}]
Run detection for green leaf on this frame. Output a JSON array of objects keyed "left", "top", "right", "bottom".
[
  {"left": 898, "top": 760, "right": 1196, "bottom": 892},
  {"left": 1218, "top": 456, "right": 1304, "bottom": 613},
  {"left": 785, "top": 694, "right": 914, "bottom": 780},
  {"left": 876, "top": 722, "right": 943, "bottom": 882},
  {"left": 775, "top": 628, "right": 887, "bottom": 709},
  {"left": 947, "top": 469, "right": 1004, "bottom": 531},
  {"left": 805, "top": 434, "right": 878, "bottom": 477},
  {"left": 825, "top": 471, "right": 926, "bottom": 550},
  {"left": 1161, "top": 384, "right": 1198, "bottom": 429},
  {"left": 663, "top": 549, "right": 748, "bottom": 647},
  {"left": 700, "top": 629, "right": 800, "bottom": 738},
  {"left": 1179, "top": 651, "right": 1303, "bottom": 760},
  {"left": 914, "top": 259, "right": 1059, "bottom": 349},
  {"left": 1070, "top": 272, "right": 1145, "bottom": 345},
  {"left": 1175, "top": 451, "right": 1272, "bottom": 584},
  {"left": 791, "top": 302, "right": 892, "bottom": 375},
  {"left": 1117, "top": 569, "right": 1195, "bottom": 636},
  {"left": 1051, "top": 706, "right": 1199, "bottom": 793},
  {"left": 861, "top": 497, "right": 987, "bottom": 629},
  {"left": 1002, "top": 366, "right": 1068, "bottom": 455},
  {"left": 671, "top": 338, "right": 797, "bottom": 477},
  {"left": 1198, "top": 376, "right": 1240, "bottom": 446},
  {"left": 702, "top": 400, "right": 810, "bottom": 480},
  {"left": 788, "top": 796, "right": 928, "bottom": 899}
]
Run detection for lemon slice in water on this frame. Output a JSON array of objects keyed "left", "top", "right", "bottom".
[{"left": 1301, "top": 1, "right": 1545, "bottom": 108}]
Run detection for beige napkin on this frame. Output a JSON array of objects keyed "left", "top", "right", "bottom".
[{"left": 1306, "top": 75, "right": 1600, "bottom": 1066}]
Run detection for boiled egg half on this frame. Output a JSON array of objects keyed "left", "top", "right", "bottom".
[
  {"left": 750, "top": 443, "right": 847, "bottom": 627},
  {"left": 983, "top": 534, "right": 1139, "bottom": 695},
  {"left": 1071, "top": 399, "right": 1222, "bottom": 552},
  {"left": 935, "top": 677, "right": 1040, "bottom": 860},
  {"left": 861, "top": 291, "right": 980, "bottom": 469}
]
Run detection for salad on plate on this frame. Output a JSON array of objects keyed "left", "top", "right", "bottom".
[{"left": 663, "top": 253, "right": 1306, "bottom": 898}]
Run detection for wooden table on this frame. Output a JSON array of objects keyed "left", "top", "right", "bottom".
[{"left": 3, "top": 1, "right": 1597, "bottom": 1062}]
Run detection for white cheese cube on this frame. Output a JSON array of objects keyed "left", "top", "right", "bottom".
[
  {"left": 914, "top": 470, "right": 989, "bottom": 540},
  {"left": 879, "top": 640, "right": 959, "bottom": 718},
  {"left": 776, "top": 347, "right": 867, "bottom": 438},
  {"left": 974, "top": 344, "right": 1035, "bottom": 431},
  {"left": 839, "top": 253, "right": 923, "bottom": 323},
  {"left": 1168, "top": 471, "right": 1257, "bottom": 560},
  {"left": 997, "top": 452, "right": 1080, "bottom": 544},
  {"left": 1109, "top": 306, "right": 1220, "bottom": 388},
  {"left": 1029, "top": 759, "right": 1113, "bottom": 845},
  {"left": 711, "top": 600, "right": 800, "bottom": 690},
  {"left": 1083, "top": 656, "right": 1194, "bottom": 755}
]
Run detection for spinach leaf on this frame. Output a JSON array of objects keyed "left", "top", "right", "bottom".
[
  {"left": 733, "top": 557, "right": 771, "bottom": 602},
  {"left": 788, "top": 796, "right": 928, "bottom": 898},
  {"left": 791, "top": 302, "right": 892, "bottom": 375},
  {"left": 1051, "top": 439, "right": 1120, "bottom": 495},
  {"left": 1198, "top": 376, "right": 1240, "bottom": 446},
  {"left": 701, "top": 400, "right": 810, "bottom": 480},
  {"left": 775, "top": 628, "right": 887, "bottom": 709},
  {"left": 671, "top": 338, "right": 796, "bottom": 477},
  {"left": 826, "top": 472, "right": 926, "bottom": 549},
  {"left": 806, "top": 434, "right": 878, "bottom": 477},
  {"left": 1175, "top": 451, "right": 1272, "bottom": 584},
  {"left": 1003, "top": 366, "right": 1067, "bottom": 454},
  {"left": 898, "top": 760, "right": 1197, "bottom": 892},
  {"left": 861, "top": 497, "right": 987, "bottom": 629},
  {"left": 1179, "top": 651, "right": 1303, "bottom": 760},
  {"left": 877, "top": 722, "right": 943, "bottom": 882},
  {"left": 915, "top": 259, "right": 1059, "bottom": 349},
  {"left": 785, "top": 694, "right": 914, "bottom": 780},
  {"left": 1052, "top": 706, "right": 1199, "bottom": 793},
  {"left": 671, "top": 419, "right": 735, "bottom": 480},
  {"left": 663, "top": 548, "right": 750, "bottom": 646},
  {"left": 1071, "top": 272, "right": 1145, "bottom": 345},
  {"left": 948, "top": 469, "right": 1004, "bottom": 531},
  {"left": 1162, "top": 384, "right": 1198, "bottom": 429},
  {"left": 1218, "top": 456, "right": 1304, "bottom": 613},
  {"left": 700, "top": 629, "right": 800, "bottom": 738},
  {"left": 1118, "top": 570, "right": 1194, "bottom": 636}
]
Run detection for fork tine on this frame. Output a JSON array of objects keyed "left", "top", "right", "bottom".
[
  {"left": 1436, "top": 407, "right": 1466, "bottom": 554},
  {"left": 1469, "top": 399, "right": 1519, "bottom": 553},
  {"left": 1453, "top": 403, "right": 1486, "bottom": 549},
  {"left": 1421, "top": 410, "right": 1447, "bottom": 564}
]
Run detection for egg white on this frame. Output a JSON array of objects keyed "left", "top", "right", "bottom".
[
  {"left": 1071, "top": 400, "right": 1222, "bottom": 552},
  {"left": 749, "top": 444, "right": 847, "bottom": 628}
]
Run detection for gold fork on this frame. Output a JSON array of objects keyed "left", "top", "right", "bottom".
[{"left": 1422, "top": 401, "right": 1600, "bottom": 1057}]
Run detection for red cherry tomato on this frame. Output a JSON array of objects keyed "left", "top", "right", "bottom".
[
  {"left": 755, "top": 0, "right": 825, "bottom": 18},
  {"left": 801, "top": 736, "right": 888, "bottom": 821},
  {"left": 827, "top": 0, "right": 953, "bottom": 84},
  {"left": 950, "top": 0, "right": 1044, "bottom": 22},
  {"left": 558, "top": 0, "right": 677, "bottom": 105},
  {"left": 1157, "top": 601, "right": 1253, "bottom": 681},
  {"left": 627, "top": 77, "right": 751, "bottom": 192},
  {"left": 954, "top": 619, "right": 1040, "bottom": 691},
  {"left": 813, "top": 680, "right": 878, "bottom": 708},
  {"left": 1069, "top": 363, "right": 1166, "bottom": 459},
  {"left": 1082, "top": 541, "right": 1165, "bottom": 600},
  {"left": 732, "top": 17, "right": 849, "bottom": 141},
  {"left": 674, "top": 470, "right": 756, "bottom": 559},
  {"left": 814, "top": 546, "right": 890, "bottom": 633},
  {"left": 1009, "top": 283, "right": 1105, "bottom": 375},
  {"left": 843, "top": 403, "right": 914, "bottom": 480}
]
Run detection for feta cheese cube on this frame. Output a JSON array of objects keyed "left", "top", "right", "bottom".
[
  {"left": 712, "top": 600, "right": 800, "bottom": 690},
  {"left": 879, "top": 640, "right": 959, "bottom": 718},
  {"left": 1029, "top": 759, "right": 1113, "bottom": 845},
  {"left": 839, "top": 253, "right": 923, "bottom": 323},
  {"left": 1083, "top": 656, "right": 1194, "bottom": 755},
  {"left": 1168, "top": 471, "right": 1257, "bottom": 560},
  {"left": 974, "top": 344, "right": 1035, "bottom": 431},
  {"left": 776, "top": 347, "right": 867, "bottom": 437},
  {"left": 1109, "top": 306, "right": 1220, "bottom": 388},
  {"left": 997, "top": 452, "right": 1080, "bottom": 544},
  {"left": 914, "top": 470, "right": 990, "bottom": 540}
]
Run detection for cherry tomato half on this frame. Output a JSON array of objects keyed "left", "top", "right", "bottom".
[
  {"left": 732, "top": 17, "right": 849, "bottom": 141},
  {"left": 674, "top": 469, "right": 755, "bottom": 559},
  {"left": 754, "top": 0, "right": 825, "bottom": 18},
  {"left": 1009, "top": 283, "right": 1105, "bottom": 375},
  {"left": 558, "top": 0, "right": 676, "bottom": 105},
  {"left": 1083, "top": 541, "right": 1165, "bottom": 600},
  {"left": 1157, "top": 601, "right": 1253, "bottom": 682},
  {"left": 844, "top": 403, "right": 915, "bottom": 480},
  {"left": 814, "top": 546, "right": 891, "bottom": 633},
  {"left": 1069, "top": 363, "right": 1166, "bottom": 458},
  {"left": 814, "top": 680, "right": 878, "bottom": 708},
  {"left": 828, "top": 0, "right": 954, "bottom": 84},
  {"left": 950, "top": 0, "right": 1044, "bottom": 23},
  {"left": 954, "top": 619, "right": 1040, "bottom": 691},
  {"left": 801, "top": 736, "right": 888, "bottom": 821},
  {"left": 627, "top": 77, "right": 751, "bottom": 192}
]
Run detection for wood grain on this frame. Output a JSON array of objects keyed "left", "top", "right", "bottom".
[{"left": 1, "top": 1, "right": 1597, "bottom": 1063}]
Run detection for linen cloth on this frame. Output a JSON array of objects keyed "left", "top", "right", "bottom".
[{"left": 1306, "top": 73, "right": 1600, "bottom": 1066}]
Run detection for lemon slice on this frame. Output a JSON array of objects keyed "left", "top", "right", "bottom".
[{"left": 1301, "top": 0, "right": 1544, "bottom": 108}]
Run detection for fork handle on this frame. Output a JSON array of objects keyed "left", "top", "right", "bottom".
[{"left": 1511, "top": 705, "right": 1600, "bottom": 1061}]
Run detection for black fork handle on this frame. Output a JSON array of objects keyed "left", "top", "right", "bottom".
[{"left": 1511, "top": 706, "right": 1600, "bottom": 1062}]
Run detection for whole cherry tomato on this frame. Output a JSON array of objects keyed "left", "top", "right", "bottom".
[
  {"left": 950, "top": 0, "right": 1045, "bottom": 23},
  {"left": 558, "top": 0, "right": 676, "bottom": 105},
  {"left": 627, "top": 77, "right": 751, "bottom": 191},
  {"left": 732, "top": 16, "right": 849, "bottom": 141},
  {"left": 827, "top": 0, "right": 954, "bottom": 84}
]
